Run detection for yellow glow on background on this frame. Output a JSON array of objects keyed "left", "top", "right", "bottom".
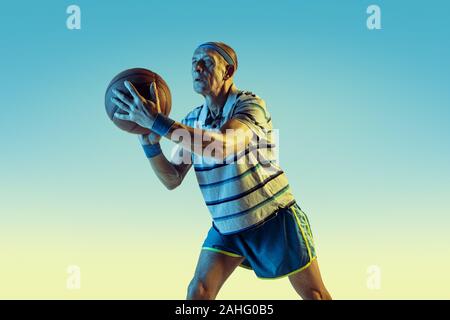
[{"left": 1, "top": 0, "right": 449, "bottom": 299}]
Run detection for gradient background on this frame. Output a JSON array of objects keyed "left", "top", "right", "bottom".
[{"left": 1, "top": 0, "right": 449, "bottom": 299}]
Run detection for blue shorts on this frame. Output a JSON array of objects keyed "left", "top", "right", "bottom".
[{"left": 202, "top": 202, "right": 317, "bottom": 279}]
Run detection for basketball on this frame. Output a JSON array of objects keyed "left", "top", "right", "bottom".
[{"left": 105, "top": 68, "right": 172, "bottom": 134}]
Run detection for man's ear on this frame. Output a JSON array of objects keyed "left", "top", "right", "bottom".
[{"left": 224, "top": 65, "right": 235, "bottom": 80}]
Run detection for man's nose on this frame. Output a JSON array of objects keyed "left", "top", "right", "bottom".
[{"left": 194, "top": 61, "right": 204, "bottom": 73}]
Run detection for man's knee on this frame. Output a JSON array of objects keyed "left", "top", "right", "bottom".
[
  {"left": 307, "top": 288, "right": 332, "bottom": 300},
  {"left": 187, "top": 278, "right": 216, "bottom": 300}
]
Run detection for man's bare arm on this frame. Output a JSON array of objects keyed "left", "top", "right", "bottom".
[
  {"left": 147, "top": 151, "right": 191, "bottom": 190},
  {"left": 144, "top": 118, "right": 253, "bottom": 190},
  {"left": 161, "top": 118, "right": 254, "bottom": 161},
  {"left": 138, "top": 132, "right": 192, "bottom": 190}
]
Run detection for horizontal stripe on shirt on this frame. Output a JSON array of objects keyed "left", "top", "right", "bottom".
[
  {"left": 213, "top": 184, "right": 292, "bottom": 222},
  {"left": 199, "top": 163, "right": 262, "bottom": 188},
  {"left": 194, "top": 143, "right": 276, "bottom": 172},
  {"left": 195, "top": 158, "right": 280, "bottom": 187},
  {"left": 205, "top": 170, "right": 284, "bottom": 206},
  {"left": 214, "top": 199, "right": 297, "bottom": 235}
]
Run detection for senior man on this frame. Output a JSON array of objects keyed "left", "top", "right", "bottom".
[{"left": 111, "top": 41, "right": 331, "bottom": 300}]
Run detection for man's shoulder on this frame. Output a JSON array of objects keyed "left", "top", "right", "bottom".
[
  {"left": 232, "top": 90, "right": 268, "bottom": 118},
  {"left": 235, "top": 90, "right": 266, "bottom": 108}
]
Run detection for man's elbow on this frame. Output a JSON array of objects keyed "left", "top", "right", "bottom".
[
  {"left": 165, "top": 183, "right": 179, "bottom": 191},
  {"left": 164, "top": 178, "right": 182, "bottom": 190}
]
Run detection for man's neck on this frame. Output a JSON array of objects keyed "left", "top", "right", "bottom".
[{"left": 205, "top": 83, "right": 235, "bottom": 118}]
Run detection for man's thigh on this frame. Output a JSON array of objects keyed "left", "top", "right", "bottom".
[
  {"left": 191, "top": 249, "right": 245, "bottom": 292},
  {"left": 288, "top": 258, "right": 331, "bottom": 300}
]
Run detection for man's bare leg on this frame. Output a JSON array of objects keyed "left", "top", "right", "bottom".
[
  {"left": 187, "top": 250, "right": 245, "bottom": 300},
  {"left": 288, "top": 258, "right": 332, "bottom": 300}
]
